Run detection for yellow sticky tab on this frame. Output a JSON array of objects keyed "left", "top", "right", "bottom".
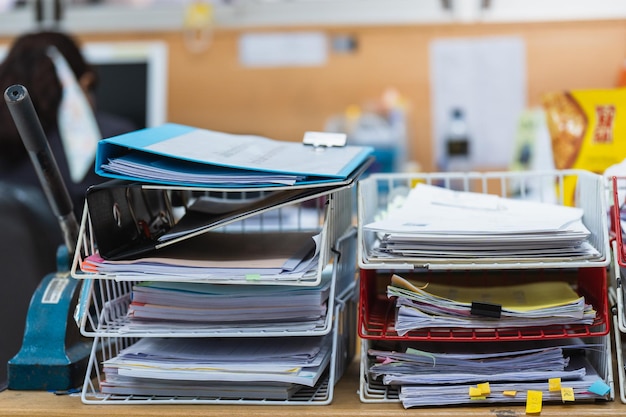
[
  {"left": 470, "top": 396, "right": 486, "bottom": 400},
  {"left": 503, "top": 390, "right": 517, "bottom": 397},
  {"left": 549, "top": 377, "right": 562, "bottom": 392},
  {"left": 526, "top": 390, "right": 542, "bottom": 414},
  {"left": 561, "top": 387, "right": 575, "bottom": 402},
  {"left": 469, "top": 386, "right": 482, "bottom": 397},
  {"left": 478, "top": 382, "right": 491, "bottom": 395}
]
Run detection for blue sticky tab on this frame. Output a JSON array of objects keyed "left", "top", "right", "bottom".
[
  {"left": 73, "top": 278, "right": 93, "bottom": 327},
  {"left": 588, "top": 380, "right": 611, "bottom": 396}
]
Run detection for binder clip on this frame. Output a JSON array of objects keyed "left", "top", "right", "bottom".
[
  {"left": 470, "top": 301, "right": 502, "bottom": 319},
  {"left": 302, "top": 131, "right": 347, "bottom": 150}
]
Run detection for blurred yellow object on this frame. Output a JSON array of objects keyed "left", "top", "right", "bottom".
[
  {"left": 184, "top": 1, "right": 213, "bottom": 28},
  {"left": 183, "top": 1, "right": 214, "bottom": 53},
  {"left": 542, "top": 88, "right": 626, "bottom": 204}
]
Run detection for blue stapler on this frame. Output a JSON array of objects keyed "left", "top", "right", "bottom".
[{"left": 3, "top": 84, "right": 92, "bottom": 391}]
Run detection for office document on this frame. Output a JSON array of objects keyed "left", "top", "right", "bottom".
[
  {"left": 95, "top": 123, "right": 373, "bottom": 187},
  {"left": 81, "top": 230, "right": 320, "bottom": 282},
  {"left": 389, "top": 275, "right": 595, "bottom": 336},
  {"left": 363, "top": 183, "right": 600, "bottom": 262},
  {"left": 367, "top": 341, "right": 607, "bottom": 408},
  {"left": 118, "top": 273, "right": 332, "bottom": 333},
  {"left": 100, "top": 335, "right": 332, "bottom": 397}
]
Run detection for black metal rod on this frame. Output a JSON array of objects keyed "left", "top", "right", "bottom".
[{"left": 4, "top": 84, "right": 79, "bottom": 256}]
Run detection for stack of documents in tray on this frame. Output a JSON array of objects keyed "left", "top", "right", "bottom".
[
  {"left": 367, "top": 340, "right": 609, "bottom": 407},
  {"left": 79, "top": 124, "right": 365, "bottom": 402},
  {"left": 101, "top": 335, "right": 331, "bottom": 399},
  {"left": 81, "top": 230, "right": 321, "bottom": 282},
  {"left": 363, "top": 183, "right": 601, "bottom": 262},
  {"left": 389, "top": 275, "right": 596, "bottom": 336},
  {"left": 120, "top": 273, "right": 332, "bottom": 333}
]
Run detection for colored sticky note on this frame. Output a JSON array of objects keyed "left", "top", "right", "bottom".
[
  {"left": 477, "top": 382, "right": 491, "bottom": 395},
  {"left": 549, "top": 377, "right": 562, "bottom": 392},
  {"left": 588, "top": 380, "right": 611, "bottom": 396},
  {"left": 526, "top": 390, "right": 542, "bottom": 414},
  {"left": 245, "top": 274, "right": 261, "bottom": 281},
  {"left": 470, "top": 396, "right": 487, "bottom": 400},
  {"left": 503, "top": 390, "right": 517, "bottom": 397},
  {"left": 561, "top": 387, "right": 575, "bottom": 402},
  {"left": 469, "top": 386, "right": 483, "bottom": 397}
]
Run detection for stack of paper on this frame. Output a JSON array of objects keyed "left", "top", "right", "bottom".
[
  {"left": 389, "top": 275, "right": 596, "bottom": 336},
  {"left": 81, "top": 230, "right": 320, "bottom": 282},
  {"left": 120, "top": 276, "right": 331, "bottom": 333},
  {"left": 99, "top": 379, "right": 302, "bottom": 399},
  {"left": 102, "top": 153, "right": 304, "bottom": 186},
  {"left": 76, "top": 124, "right": 365, "bottom": 403},
  {"left": 100, "top": 335, "right": 332, "bottom": 398},
  {"left": 367, "top": 341, "right": 609, "bottom": 408},
  {"left": 363, "top": 183, "right": 601, "bottom": 262}
]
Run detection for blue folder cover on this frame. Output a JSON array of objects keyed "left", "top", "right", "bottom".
[{"left": 95, "top": 123, "right": 373, "bottom": 187}]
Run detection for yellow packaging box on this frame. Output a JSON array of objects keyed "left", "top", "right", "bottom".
[{"left": 542, "top": 88, "right": 626, "bottom": 204}]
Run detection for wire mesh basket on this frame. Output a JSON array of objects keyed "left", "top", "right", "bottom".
[
  {"left": 609, "top": 282, "right": 626, "bottom": 404},
  {"left": 610, "top": 176, "right": 626, "bottom": 267},
  {"left": 358, "top": 170, "right": 610, "bottom": 270},
  {"left": 358, "top": 334, "right": 614, "bottom": 405},
  {"left": 75, "top": 228, "right": 358, "bottom": 338},
  {"left": 610, "top": 239, "right": 626, "bottom": 334},
  {"left": 358, "top": 267, "right": 609, "bottom": 342},
  {"left": 71, "top": 182, "right": 355, "bottom": 286},
  {"left": 80, "top": 278, "right": 357, "bottom": 405}
]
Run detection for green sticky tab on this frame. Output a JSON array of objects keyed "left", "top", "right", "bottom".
[
  {"left": 245, "top": 274, "right": 261, "bottom": 281},
  {"left": 405, "top": 348, "right": 437, "bottom": 366}
]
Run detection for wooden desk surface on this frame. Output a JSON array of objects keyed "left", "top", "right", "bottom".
[{"left": 0, "top": 356, "right": 624, "bottom": 417}]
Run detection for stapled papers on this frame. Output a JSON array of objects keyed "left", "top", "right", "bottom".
[
  {"left": 367, "top": 340, "right": 609, "bottom": 408},
  {"left": 81, "top": 230, "right": 321, "bottom": 282},
  {"left": 101, "top": 334, "right": 333, "bottom": 398},
  {"left": 120, "top": 272, "right": 332, "bottom": 333},
  {"left": 95, "top": 123, "right": 373, "bottom": 187},
  {"left": 363, "top": 183, "right": 601, "bottom": 263},
  {"left": 389, "top": 275, "right": 596, "bottom": 336}
]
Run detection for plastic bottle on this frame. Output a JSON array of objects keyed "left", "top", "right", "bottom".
[{"left": 443, "top": 107, "right": 471, "bottom": 190}]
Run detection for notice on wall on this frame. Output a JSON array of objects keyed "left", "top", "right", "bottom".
[
  {"left": 430, "top": 36, "right": 527, "bottom": 169},
  {"left": 239, "top": 31, "right": 328, "bottom": 68}
]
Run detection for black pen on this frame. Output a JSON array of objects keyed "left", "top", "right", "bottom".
[{"left": 4, "top": 84, "right": 79, "bottom": 256}]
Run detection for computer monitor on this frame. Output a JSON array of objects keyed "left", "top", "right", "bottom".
[
  {"left": 0, "top": 40, "right": 168, "bottom": 129},
  {"left": 82, "top": 41, "right": 168, "bottom": 129}
]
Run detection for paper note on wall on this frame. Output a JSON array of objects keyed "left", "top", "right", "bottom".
[
  {"left": 430, "top": 36, "right": 527, "bottom": 169},
  {"left": 239, "top": 32, "right": 328, "bottom": 68}
]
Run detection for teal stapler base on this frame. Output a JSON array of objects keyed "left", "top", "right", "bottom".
[{"left": 7, "top": 248, "right": 92, "bottom": 391}]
